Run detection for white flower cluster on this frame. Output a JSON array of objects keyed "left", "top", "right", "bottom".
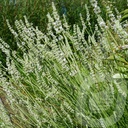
[
  {"left": 85, "top": 4, "right": 91, "bottom": 26},
  {"left": 106, "top": 6, "right": 116, "bottom": 23},
  {"left": 106, "top": 6, "right": 128, "bottom": 43},
  {"left": 90, "top": 0, "right": 101, "bottom": 14},
  {"left": 0, "top": 38, "right": 10, "bottom": 57},
  {"left": 6, "top": 19, "right": 18, "bottom": 38},
  {"left": 97, "top": 15, "right": 108, "bottom": 30},
  {"left": 48, "top": 2, "right": 64, "bottom": 34}
]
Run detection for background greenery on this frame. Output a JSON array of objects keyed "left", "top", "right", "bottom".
[{"left": 0, "top": 0, "right": 127, "bottom": 63}]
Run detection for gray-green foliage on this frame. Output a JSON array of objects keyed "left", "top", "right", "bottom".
[
  {"left": 0, "top": 1, "right": 128, "bottom": 128},
  {"left": 120, "top": 9, "right": 128, "bottom": 22}
]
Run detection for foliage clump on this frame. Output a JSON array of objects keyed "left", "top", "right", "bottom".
[{"left": 0, "top": 1, "right": 128, "bottom": 128}]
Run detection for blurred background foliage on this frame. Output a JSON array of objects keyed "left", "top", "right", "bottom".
[
  {"left": 0, "top": 0, "right": 127, "bottom": 63},
  {"left": 0, "top": 0, "right": 127, "bottom": 37}
]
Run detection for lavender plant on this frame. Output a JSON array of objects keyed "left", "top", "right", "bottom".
[{"left": 0, "top": 1, "right": 128, "bottom": 128}]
